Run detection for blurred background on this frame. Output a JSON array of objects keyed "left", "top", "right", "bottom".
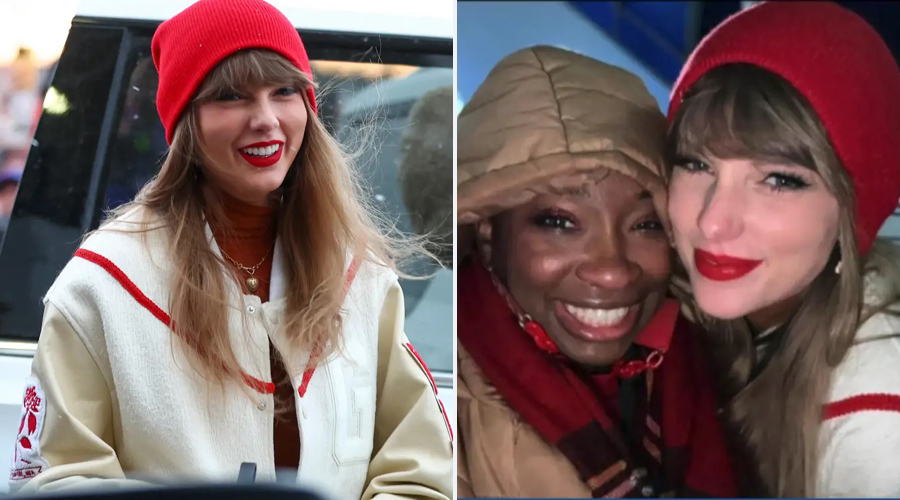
[
  {"left": 457, "top": 1, "right": 900, "bottom": 243},
  {"left": 0, "top": 0, "right": 78, "bottom": 237}
]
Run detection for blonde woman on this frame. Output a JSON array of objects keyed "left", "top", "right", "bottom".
[
  {"left": 7, "top": 0, "right": 452, "bottom": 497},
  {"left": 666, "top": 2, "right": 900, "bottom": 497}
]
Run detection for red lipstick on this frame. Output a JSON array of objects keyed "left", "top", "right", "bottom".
[
  {"left": 694, "top": 248, "right": 762, "bottom": 281},
  {"left": 238, "top": 140, "right": 283, "bottom": 168}
]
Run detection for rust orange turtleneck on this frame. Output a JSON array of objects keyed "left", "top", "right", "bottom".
[{"left": 209, "top": 190, "right": 300, "bottom": 477}]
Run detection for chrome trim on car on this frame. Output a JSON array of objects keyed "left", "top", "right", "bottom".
[
  {"left": 433, "top": 371, "right": 452, "bottom": 388},
  {"left": 0, "top": 340, "right": 38, "bottom": 358}
]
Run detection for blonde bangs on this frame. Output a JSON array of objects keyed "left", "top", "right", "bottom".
[
  {"left": 193, "top": 49, "right": 314, "bottom": 103},
  {"left": 668, "top": 63, "right": 826, "bottom": 173}
]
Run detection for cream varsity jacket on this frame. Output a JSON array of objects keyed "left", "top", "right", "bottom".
[
  {"left": 817, "top": 271, "right": 900, "bottom": 497},
  {"left": 7, "top": 208, "right": 453, "bottom": 499}
]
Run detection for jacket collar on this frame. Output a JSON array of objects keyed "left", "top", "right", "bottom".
[{"left": 633, "top": 298, "right": 681, "bottom": 352}]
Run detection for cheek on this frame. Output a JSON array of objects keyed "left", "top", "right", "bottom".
[
  {"left": 281, "top": 101, "right": 309, "bottom": 134},
  {"left": 627, "top": 238, "right": 671, "bottom": 282},
  {"left": 196, "top": 108, "right": 237, "bottom": 156},
  {"left": 497, "top": 224, "right": 574, "bottom": 317},
  {"left": 759, "top": 195, "right": 839, "bottom": 266},
  {"left": 667, "top": 174, "right": 706, "bottom": 257},
  {"left": 667, "top": 175, "right": 705, "bottom": 237},
  {"left": 507, "top": 230, "right": 572, "bottom": 291}
]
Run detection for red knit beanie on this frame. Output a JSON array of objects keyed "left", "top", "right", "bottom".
[
  {"left": 151, "top": 0, "right": 318, "bottom": 144},
  {"left": 669, "top": 1, "right": 900, "bottom": 256}
]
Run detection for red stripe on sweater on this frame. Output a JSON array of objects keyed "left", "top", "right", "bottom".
[
  {"left": 240, "top": 373, "right": 276, "bottom": 394},
  {"left": 438, "top": 399, "right": 454, "bottom": 442},
  {"left": 75, "top": 249, "right": 172, "bottom": 328},
  {"left": 297, "top": 257, "right": 360, "bottom": 397},
  {"left": 74, "top": 249, "right": 277, "bottom": 394},
  {"left": 405, "top": 342, "right": 438, "bottom": 395},
  {"left": 404, "top": 342, "right": 453, "bottom": 443},
  {"left": 823, "top": 393, "right": 900, "bottom": 420},
  {"left": 76, "top": 248, "right": 361, "bottom": 397},
  {"left": 296, "top": 342, "right": 323, "bottom": 398}
]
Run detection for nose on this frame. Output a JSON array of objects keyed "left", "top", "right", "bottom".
[
  {"left": 697, "top": 181, "right": 744, "bottom": 241},
  {"left": 248, "top": 98, "right": 279, "bottom": 132},
  {"left": 575, "top": 233, "right": 640, "bottom": 290}
]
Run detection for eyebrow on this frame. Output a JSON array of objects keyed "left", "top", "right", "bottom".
[{"left": 749, "top": 158, "right": 815, "bottom": 172}]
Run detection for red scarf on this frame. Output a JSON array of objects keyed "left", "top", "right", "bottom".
[{"left": 458, "top": 260, "right": 736, "bottom": 497}]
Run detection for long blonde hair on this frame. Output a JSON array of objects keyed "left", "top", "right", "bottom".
[
  {"left": 668, "top": 63, "right": 900, "bottom": 496},
  {"left": 100, "top": 49, "right": 416, "bottom": 389}
]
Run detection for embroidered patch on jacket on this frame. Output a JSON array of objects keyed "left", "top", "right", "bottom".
[
  {"left": 404, "top": 342, "right": 453, "bottom": 444},
  {"left": 9, "top": 377, "right": 50, "bottom": 485}
]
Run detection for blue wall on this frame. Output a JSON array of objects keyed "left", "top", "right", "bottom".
[
  {"left": 570, "top": 1, "right": 694, "bottom": 84},
  {"left": 456, "top": 1, "right": 671, "bottom": 112}
]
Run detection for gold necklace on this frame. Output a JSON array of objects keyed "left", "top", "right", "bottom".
[{"left": 220, "top": 247, "right": 271, "bottom": 293}]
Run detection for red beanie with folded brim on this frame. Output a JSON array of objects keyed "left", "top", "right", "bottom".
[
  {"left": 669, "top": 1, "right": 900, "bottom": 256},
  {"left": 152, "top": 0, "right": 318, "bottom": 145}
]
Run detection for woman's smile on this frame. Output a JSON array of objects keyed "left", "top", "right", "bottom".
[
  {"left": 237, "top": 140, "right": 284, "bottom": 168},
  {"left": 555, "top": 301, "right": 641, "bottom": 342}
]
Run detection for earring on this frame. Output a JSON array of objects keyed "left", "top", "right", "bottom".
[{"left": 835, "top": 260, "right": 843, "bottom": 275}]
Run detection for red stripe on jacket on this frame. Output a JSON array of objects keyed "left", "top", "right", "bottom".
[
  {"left": 823, "top": 393, "right": 900, "bottom": 420},
  {"left": 74, "top": 248, "right": 359, "bottom": 396}
]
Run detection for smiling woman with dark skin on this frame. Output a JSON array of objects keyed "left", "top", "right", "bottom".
[
  {"left": 455, "top": 46, "right": 736, "bottom": 499},
  {"left": 485, "top": 176, "right": 670, "bottom": 367}
]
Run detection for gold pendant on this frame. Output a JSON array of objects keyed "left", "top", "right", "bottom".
[{"left": 246, "top": 276, "right": 259, "bottom": 293}]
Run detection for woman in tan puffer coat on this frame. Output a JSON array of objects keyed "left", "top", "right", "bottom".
[{"left": 456, "top": 45, "right": 737, "bottom": 498}]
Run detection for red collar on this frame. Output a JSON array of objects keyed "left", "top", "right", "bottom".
[{"left": 633, "top": 298, "right": 681, "bottom": 353}]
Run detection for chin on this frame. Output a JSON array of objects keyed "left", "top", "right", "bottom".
[
  {"left": 693, "top": 290, "right": 753, "bottom": 320},
  {"left": 553, "top": 329, "right": 634, "bottom": 367},
  {"left": 569, "top": 341, "right": 631, "bottom": 368},
  {"left": 250, "top": 175, "right": 288, "bottom": 195},
  {"left": 259, "top": 179, "right": 287, "bottom": 195}
]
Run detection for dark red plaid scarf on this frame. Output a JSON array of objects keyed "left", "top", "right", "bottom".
[{"left": 458, "top": 260, "right": 736, "bottom": 497}]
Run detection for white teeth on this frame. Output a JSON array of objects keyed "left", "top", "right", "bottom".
[
  {"left": 564, "top": 304, "right": 630, "bottom": 327},
  {"left": 241, "top": 144, "right": 280, "bottom": 157}
]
